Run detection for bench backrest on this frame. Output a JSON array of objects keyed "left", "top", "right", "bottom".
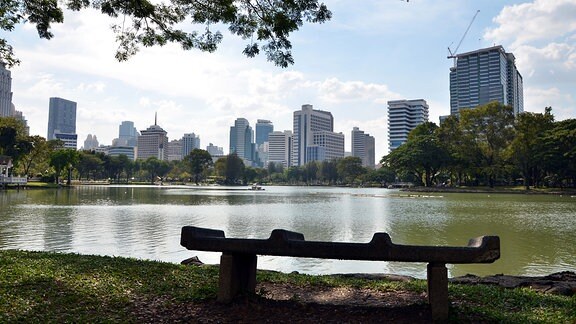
[{"left": 181, "top": 226, "right": 500, "bottom": 264}]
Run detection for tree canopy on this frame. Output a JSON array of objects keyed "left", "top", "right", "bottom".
[{"left": 1, "top": 0, "right": 332, "bottom": 68}]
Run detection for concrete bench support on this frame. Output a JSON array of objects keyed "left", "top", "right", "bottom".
[
  {"left": 427, "top": 263, "right": 449, "bottom": 321},
  {"left": 181, "top": 226, "right": 500, "bottom": 321},
  {"left": 218, "top": 253, "right": 257, "bottom": 302}
]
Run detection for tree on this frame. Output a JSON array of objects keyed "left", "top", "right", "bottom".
[
  {"left": 77, "top": 151, "right": 104, "bottom": 181},
  {"left": 364, "top": 166, "right": 396, "bottom": 187},
  {"left": 303, "top": 161, "right": 319, "bottom": 184},
  {"left": 184, "top": 148, "right": 214, "bottom": 185},
  {"left": 319, "top": 160, "right": 338, "bottom": 185},
  {"left": 507, "top": 108, "right": 554, "bottom": 189},
  {"left": 537, "top": 119, "right": 576, "bottom": 188},
  {"left": 436, "top": 115, "right": 469, "bottom": 186},
  {"left": 382, "top": 123, "right": 449, "bottom": 187},
  {"left": 49, "top": 149, "right": 80, "bottom": 185},
  {"left": 337, "top": 156, "right": 366, "bottom": 185},
  {"left": 0, "top": 117, "right": 33, "bottom": 169},
  {"left": 224, "top": 153, "right": 245, "bottom": 185},
  {"left": 142, "top": 157, "right": 170, "bottom": 184},
  {"left": 459, "top": 102, "right": 515, "bottom": 187},
  {"left": 2, "top": 0, "right": 332, "bottom": 68}
]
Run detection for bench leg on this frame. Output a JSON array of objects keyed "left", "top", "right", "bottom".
[
  {"left": 218, "top": 253, "right": 257, "bottom": 302},
  {"left": 427, "top": 262, "right": 449, "bottom": 321}
]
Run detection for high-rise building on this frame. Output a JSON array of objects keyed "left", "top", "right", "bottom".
[
  {"left": 83, "top": 134, "right": 99, "bottom": 150},
  {"left": 255, "top": 119, "right": 273, "bottom": 146},
  {"left": 137, "top": 114, "right": 168, "bottom": 160},
  {"left": 388, "top": 99, "right": 429, "bottom": 152},
  {"left": 450, "top": 45, "right": 524, "bottom": 115},
  {"left": 255, "top": 119, "right": 273, "bottom": 167},
  {"left": 229, "top": 118, "right": 255, "bottom": 165},
  {"left": 182, "top": 133, "right": 200, "bottom": 158},
  {"left": 292, "top": 104, "right": 336, "bottom": 166},
  {"left": 167, "top": 139, "right": 183, "bottom": 161},
  {"left": 47, "top": 97, "right": 77, "bottom": 149},
  {"left": 117, "top": 121, "right": 139, "bottom": 147},
  {"left": 0, "top": 63, "right": 13, "bottom": 117},
  {"left": 351, "top": 127, "right": 375, "bottom": 168},
  {"left": 309, "top": 131, "right": 345, "bottom": 162},
  {"left": 206, "top": 143, "right": 224, "bottom": 156},
  {"left": 268, "top": 130, "right": 292, "bottom": 167}
]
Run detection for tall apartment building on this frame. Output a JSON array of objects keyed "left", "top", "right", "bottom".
[
  {"left": 450, "top": 45, "right": 524, "bottom": 115},
  {"left": 0, "top": 63, "right": 13, "bottom": 117},
  {"left": 292, "top": 104, "right": 339, "bottom": 166},
  {"left": 351, "top": 127, "right": 375, "bottom": 168},
  {"left": 268, "top": 130, "right": 292, "bottom": 167},
  {"left": 116, "top": 121, "right": 139, "bottom": 147},
  {"left": 388, "top": 99, "right": 429, "bottom": 152},
  {"left": 137, "top": 115, "right": 168, "bottom": 160},
  {"left": 229, "top": 118, "right": 255, "bottom": 165},
  {"left": 47, "top": 97, "right": 78, "bottom": 149},
  {"left": 182, "top": 133, "right": 200, "bottom": 158}
]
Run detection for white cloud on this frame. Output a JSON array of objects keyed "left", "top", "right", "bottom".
[
  {"left": 524, "top": 87, "right": 574, "bottom": 120},
  {"left": 484, "top": 0, "right": 576, "bottom": 120},
  {"left": 485, "top": 0, "right": 576, "bottom": 47}
]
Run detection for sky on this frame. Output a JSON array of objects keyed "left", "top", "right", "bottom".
[{"left": 4, "top": 0, "right": 576, "bottom": 161}]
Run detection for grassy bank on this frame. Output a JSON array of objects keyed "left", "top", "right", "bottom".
[{"left": 1, "top": 250, "right": 574, "bottom": 323}]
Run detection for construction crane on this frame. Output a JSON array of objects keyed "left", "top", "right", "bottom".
[{"left": 447, "top": 10, "right": 480, "bottom": 67}]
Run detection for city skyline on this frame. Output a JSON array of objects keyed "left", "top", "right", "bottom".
[{"left": 5, "top": 0, "right": 575, "bottom": 160}]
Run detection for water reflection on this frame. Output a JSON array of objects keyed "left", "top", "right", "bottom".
[{"left": 1, "top": 186, "right": 575, "bottom": 278}]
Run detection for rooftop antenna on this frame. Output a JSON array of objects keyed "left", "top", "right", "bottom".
[
  {"left": 154, "top": 112, "right": 157, "bottom": 125},
  {"left": 447, "top": 9, "right": 480, "bottom": 67}
]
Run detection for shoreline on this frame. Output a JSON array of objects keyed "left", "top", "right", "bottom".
[{"left": 401, "top": 186, "right": 576, "bottom": 195}]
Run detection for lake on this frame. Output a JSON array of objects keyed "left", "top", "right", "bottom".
[{"left": 1, "top": 185, "right": 574, "bottom": 279}]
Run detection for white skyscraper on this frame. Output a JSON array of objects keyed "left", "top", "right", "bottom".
[
  {"left": 351, "top": 127, "right": 376, "bottom": 168},
  {"left": 268, "top": 130, "right": 293, "bottom": 167},
  {"left": 292, "top": 104, "right": 336, "bottom": 166},
  {"left": 388, "top": 99, "right": 429, "bottom": 152}
]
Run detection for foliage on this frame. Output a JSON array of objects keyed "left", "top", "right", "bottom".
[
  {"left": 49, "top": 148, "right": 80, "bottom": 185},
  {"left": 382, "top": 122, "right": 449, "bottom": 187},
  {"left": 537, "top": 118, "right": 576, "bottom": 188},
  {"left": 0, "top": 117, "right": 33, "bottom": 169},
  {"left": 1, "top": 0, "right": 332, "bottom": 68},
  {"left": 184, "top": 148, "right": 213, "bottom": 185},
  {"left": 224, "top": 152, "right": 245, "bottom": 184},
  {"left": 336, "top": 156, "right": 366, "bottom": 184},
  {"left": 459, "top": 102, "right": 515, "bottom": 188},
  {"left": 507, "top": 108, "right": 554, "bottom": 189},
  {"left": 142, "top": 157, "right": 170, "bottom": 184}
]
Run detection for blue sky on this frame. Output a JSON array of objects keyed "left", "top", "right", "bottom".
[{"left": 5, "top": 0, "right": 576, "bottom": 161}]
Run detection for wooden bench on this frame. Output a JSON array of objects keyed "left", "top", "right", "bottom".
[{"left": 180, "top": 226, "right": 500, "bottom": 321}]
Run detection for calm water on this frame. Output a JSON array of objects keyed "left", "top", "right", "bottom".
[{"left": 1, "top": 185, "right": 575, "bottom": 279}]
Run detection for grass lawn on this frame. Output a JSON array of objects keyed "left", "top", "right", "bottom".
[{"left": 1, "top": 250, "right": 574, "bottom": 322}]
